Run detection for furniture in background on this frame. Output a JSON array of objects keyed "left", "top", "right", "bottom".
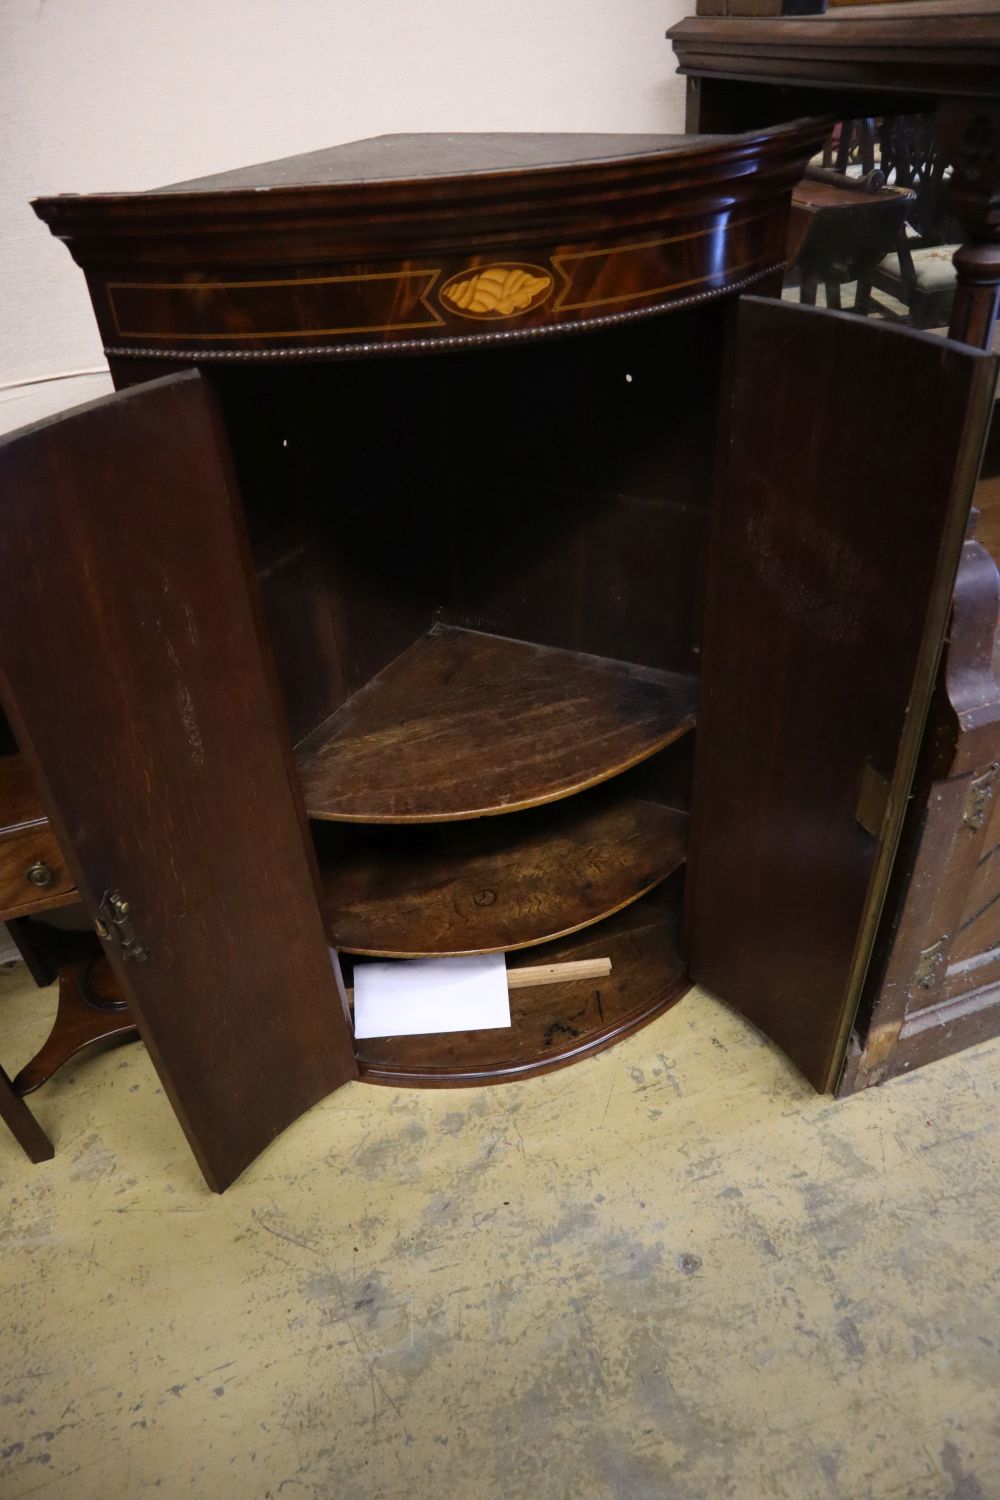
[
  {"left": 788, "top": 166, "right": 914, "bottom": 312},
  {"left": 0, "top": 746, "right": 82, "bottom": 1159},
  {"left": 7, "top": 921, "right": 137, "bottom": 1097},
  {"left": 0, "top": 717, "right": 138, "bottom": 1160},
  {"left": 670, "top": 0, "right": 1000, "bottom": 1091},
  {"left": 790, "top": 113, "right": 956, "bottom": 324},
  {"left": 2, "top": 125, "right": 994, "bottom": 1189},
  {"left": 869, "top": 113, "right": 963, "bottom": 326},
  {"left": 670, "top": 0, "right": 1000, "bottom": 342},
  {"left": 0, "top": 1065, "right": 52, "bottom": 1164}
]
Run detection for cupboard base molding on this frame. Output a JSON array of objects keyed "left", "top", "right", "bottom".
[{"left": 356, "top": 983, "right": 689, "bottom": 1088}]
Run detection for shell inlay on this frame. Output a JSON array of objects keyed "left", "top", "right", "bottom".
[{"left": 441, "top": 264, "right": 553, "bottom": 318}]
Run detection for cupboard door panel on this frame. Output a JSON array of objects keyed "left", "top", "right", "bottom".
[
  {"left": 688, "top": 297, "right": 996, "bottom": 1091},
  {"left": 0, "top": 372, "right": 357, "bottom": 1191}
]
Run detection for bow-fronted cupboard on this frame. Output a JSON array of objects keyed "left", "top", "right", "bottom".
[{"left": 2, "top": 129, "right": 994, "bottom": 1189}]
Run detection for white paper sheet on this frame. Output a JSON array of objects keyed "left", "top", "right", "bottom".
[{"left": 352, "top": 952, "right": 512, "bottom": 1040}]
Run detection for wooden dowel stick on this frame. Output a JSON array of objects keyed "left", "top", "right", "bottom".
[
  {"left": 507, "top": 957, "right": 611, "bottom": 990},
  {"left": 344, "top": 955, "right": 612, "bottom": 1005}
]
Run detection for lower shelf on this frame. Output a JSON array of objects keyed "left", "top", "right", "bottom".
[
  {"left": 318, "top": 791, "right": 687, "bottom": 957},
  {"left": 354, "top": 883, "right": 690, "bottom": 1086}
]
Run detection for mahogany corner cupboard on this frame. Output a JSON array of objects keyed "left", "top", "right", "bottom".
[{"left": 3, "top": 130, "right": 995, "bottom": 1192}]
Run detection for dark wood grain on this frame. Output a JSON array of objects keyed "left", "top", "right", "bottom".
[
  {"left": 32, "top": 123, "right": 827, "bottom": 363},
  {"left": 316, "top": 792, "right": 687, "bottom": 957},
  {"left": 354, "top": 884, "right": 690, "bottom": 1086},
  {"left": 298, "top": 626, "right": 696, "bottom": 823},
  {"left": 687, "top": 297, "right": 995, "bottom": 1092},
  {"left": 0, "top": 372, "right": 357, "bottom": 1192}
]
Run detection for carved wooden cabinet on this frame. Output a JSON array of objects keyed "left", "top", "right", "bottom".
[{"left": 2, "top": 129, "right": 995, "bottom": 1190}]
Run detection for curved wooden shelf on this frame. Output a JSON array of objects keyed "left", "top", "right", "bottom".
[
  {"left": 354, "top": 884, "right": 690, "bottom": 1086},
  {"left": 318, "top": 791, "right": 687, "bottom": 957},
  {"left": 298, "top": 626, "right": 696, "bottom": 824}
]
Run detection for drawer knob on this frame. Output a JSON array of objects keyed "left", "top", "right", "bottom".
[{"left": 26, "top": 860, "right": 55, "bottom": 889}]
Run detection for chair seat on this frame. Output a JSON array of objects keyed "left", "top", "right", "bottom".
[{"left": 876, "top": 244, "right": 959, "bottom": 294}]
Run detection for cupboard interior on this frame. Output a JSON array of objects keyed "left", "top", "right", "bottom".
[{"left": 212, "top": 305, "right": 724, "bottom": 1079}]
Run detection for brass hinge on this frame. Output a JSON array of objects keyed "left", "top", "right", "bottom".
[
  {"left": 913, "top": 936, "right": 947, "bottom": 991},
  {"left": 856, "top": 759, "right": 891, "bottom": 838},
  {"left": 962, "top": 764, "right": 999, "bottom": 831},
  {"left": 95, "top": 890, "right": 149, "bottom": 963}
]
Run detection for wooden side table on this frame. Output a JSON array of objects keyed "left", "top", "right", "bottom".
[
  {"left": 0, "top": 747, "right": 138, "bottom": 1159},
  {"left": 788, "top": 171, "right": 915, "bottom": 311}
]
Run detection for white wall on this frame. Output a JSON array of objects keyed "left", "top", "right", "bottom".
[{"left": 2, "top": 0, "right": 691, "bottom": 421}]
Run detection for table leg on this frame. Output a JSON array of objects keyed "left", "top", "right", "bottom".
[{"left": 0, "top": 1064, "right": 53, "bottom": 1162}]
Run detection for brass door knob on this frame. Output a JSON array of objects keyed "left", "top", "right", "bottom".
[{"left": 26, "top": 860, "right": 54, "bottom": 888}]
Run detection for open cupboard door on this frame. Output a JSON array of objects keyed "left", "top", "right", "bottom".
[
  {"left": 0, "top": 372, "right": 357, "bottom": 1191},
  {"left": 687, "top": 298, "right": 997, "bottom": 1092}
]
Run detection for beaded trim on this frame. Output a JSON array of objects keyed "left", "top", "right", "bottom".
[{"left": 104, "top": 262, "right": 786, "bottom": 363}]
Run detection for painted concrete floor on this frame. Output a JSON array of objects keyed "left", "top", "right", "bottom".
[{"left": 1, "top": 961, "right": 998, "bottom": 1500}]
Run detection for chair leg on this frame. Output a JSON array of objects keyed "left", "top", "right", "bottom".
[
  {"left": 825, "top": 281, "right": 842, "bottom": 311},
  {"left": 800, "top": 271, "right": 819, "bottom": 306},
  {"left": 0, "top": 1064, "right": 53, "bottom": 1163},
  {"left": 855, "top": 279, "right": 873, "bottom": 316}
]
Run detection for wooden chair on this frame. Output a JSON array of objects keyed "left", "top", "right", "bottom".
[{"left": 867, "top": 113, "right": 961, "bottom": 327}]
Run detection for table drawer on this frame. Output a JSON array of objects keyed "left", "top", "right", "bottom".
[{"left": 0, "top": 826, "right": 77, "bottom": 920}]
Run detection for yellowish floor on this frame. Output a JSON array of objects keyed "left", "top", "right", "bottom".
[{"left": 1, "top": 959, "right": 998, "bottom": 1500}]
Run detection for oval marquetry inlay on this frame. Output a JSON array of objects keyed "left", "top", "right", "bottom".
[{"left": 441, "top": 263, "right": 554, "bottom": 318}]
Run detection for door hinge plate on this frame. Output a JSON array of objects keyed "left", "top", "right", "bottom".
[
  {"left": 914, "top": 936, "right": 947, "bottom": 991},
  {"left": 856, "top": 758, "right": 891, "bottom": 838},
  {"left": 962, "top": 763, "right": 999, "bottom": 830},
  {"left": 96, "top": 890, "right": 149, "bottom": 963}
]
